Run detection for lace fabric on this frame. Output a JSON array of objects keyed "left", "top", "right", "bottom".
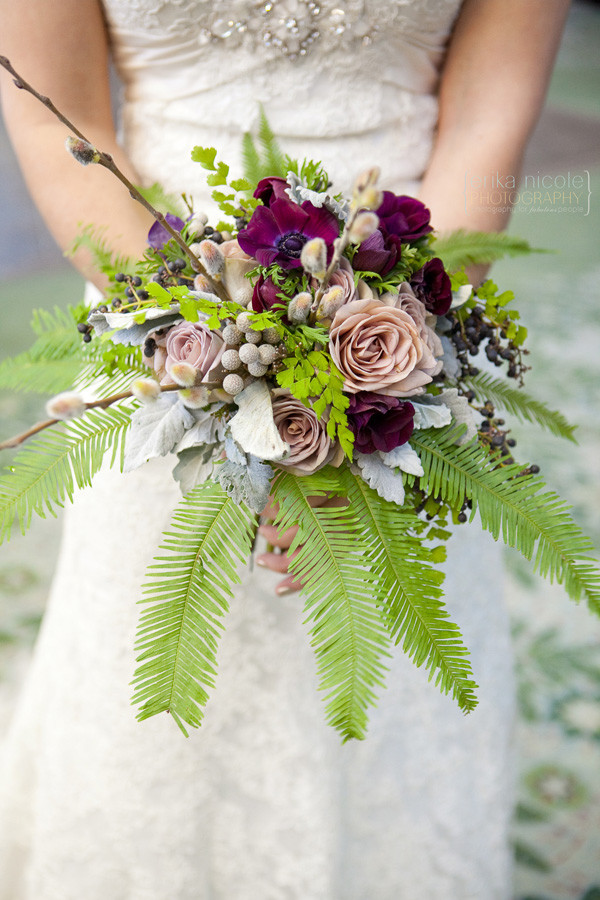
[{"left": 0, "top": 2, "right": 516, "bottom": 897}]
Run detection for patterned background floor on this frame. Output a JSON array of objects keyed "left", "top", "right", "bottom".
[{"left": 1, "top": 4, "right": 599, "bottom": 897}]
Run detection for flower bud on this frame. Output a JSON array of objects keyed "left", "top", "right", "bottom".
[
  {"left": 288, "top": 292, "right": 312, "bottom": 324},
  {"left": 169, "top": 361, "right": 198, "bottom": 387},
  {"left": 300, "top": 238, "right": 327, "bottom": 278},
  {"left": 65, "top": 137, "right": 101, "bottom": 166},
  {"left": 348, "top": 211, "right": 380, "bottom": 244},
  {"left": 247, "top": 361, "right": 268, "bottom": 377},
  {"left": 131, "top": 378, "right": 161, "bottom": 403},
  {"left": 262, "top": 326, "right": 280, "bottom": 345},
  {"left": 359, "top": 188, "right": 383, "bottom": 211},
  {"left": 222, "top": 323, "right": 243, "bottom": 345},
  {"left": 178, "top": 386, "right": 210, "bottom": 408},
  {"left": 257, "top": 344, "right": 277, "bottom": 366},
  {"left": 222, "top": 374, "right": 245, "bottom": 396},
  {"left": 316, "top": 286, "right": 345, "bottom": 323},
  {"left": 239, "top": 343, "right": 260, "bottom": 365},
  {"left": 221, "top": 349, "right": 241, "bottom": 371},
  {"left": 46, "top": 391, "right": 86, "bottom": 420},
  {"left": 236, "top": 311, "right": 252, "bottom": 332},
  {"left": 198, "top": 240, "right": 225, "bottom": 277},
  {"left": 192, "top": 274, "right": 215, "bottom": 294},
  {"left": 353, "top": 166, "right": 381, "bottom": 195},
  {"left": 244, "top": 329, "right": 262, "bottom": 344}
]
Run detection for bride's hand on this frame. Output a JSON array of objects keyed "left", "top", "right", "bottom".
[{"left": 256, "top": 494, "right": 348, "bottom": 596}]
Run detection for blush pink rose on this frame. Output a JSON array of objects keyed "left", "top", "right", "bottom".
[
  {"left": 142, "top": 327, "right": 173, "bottom": 385},
  {"left": 392, "top": 283, "right": 443, "bottom": 377},
  {"left": 164, "top": 320, "right": 225, "bottom": 384},
  {"left": 271, "top": 391, "right": 344, "bottom": 475},
  {"left": 312, "top": 256, "right": 358, "bottom": 306},
  {"left": 329, "top": 297, "right": 440, "bottom": 397}
]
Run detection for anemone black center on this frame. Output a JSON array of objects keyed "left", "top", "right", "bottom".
[{"left": 277, "top": 231, "right": 308, "bottom": 258}]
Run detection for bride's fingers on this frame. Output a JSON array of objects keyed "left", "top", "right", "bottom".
[
  {"left": 258, "top": 522, "right": 298, "bottom": 549},
  {"left": 255, "top": 550, "right": 292, "bottom": 574},
  {"left": 274, "top": 573, "right": 304, "bottom": 596}
]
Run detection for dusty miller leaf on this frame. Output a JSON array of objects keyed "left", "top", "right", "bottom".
[
  {"left": 173, "top": 446, "right": 216, "bottom": 495},
  {"left": 216, "top": 455, "right": 274, "bottom": 513},
  {"left": 124, "top": 393, "right": 195, "bottom": 471},
  {"left": 380, "top": 444, "right": 424, "bottom": 476},
  {"left": 355, "top": 453, "right": 406, "bottom": 505}
]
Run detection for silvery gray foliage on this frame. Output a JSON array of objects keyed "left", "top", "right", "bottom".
[
  {"left": 88, "top": 306, "right": 183, "bottom": 346},
  {"left": 436, "top": 389, "right": 478, "bottom": 444},
  {"left": 285, "top": 171, "right": 350, "bottom": 221},
  {"left": 439, "top": 335, "right": 461, "bottom": 381},
  {"left": 173, "top": 445, "right": 217, "bottom": 495},
  {"left": 229, "top": 380, "right": 289, "bottom": 461},
  {"left": 411, "top": 397, "right": 453, "bottom": 430},
  {"left": 355, "top": 452, "right": 406, "bottom": 505},
  {"left": 124, "top": 392, "right": 195, "bottom": 471},
  {"left": 380, "top": 443, "right": 424, "bottom": 476},
  {"left": 224, "top": 434, "right": 247, "bottom": 466},
  {"left": 216, "top": 454, "right": 273, "bottom": 514},
  {"left": 175, "top": 405, "right": 227, "bottom": 452}
]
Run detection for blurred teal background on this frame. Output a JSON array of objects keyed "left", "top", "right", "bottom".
[{"left": 1, "top": 4, "right": 599, "bottom": 897}]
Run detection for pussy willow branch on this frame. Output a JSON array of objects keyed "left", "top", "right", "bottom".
[
  {"left": 0, "top": 382, "right": 221, "bottom": 451},
  {"left": 0, "top": 55, "right": 204, "bottom": 274}
]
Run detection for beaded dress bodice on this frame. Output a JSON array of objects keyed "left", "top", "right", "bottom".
[{"left": 102, "top": 0, "right": 463, "bottom": 208}]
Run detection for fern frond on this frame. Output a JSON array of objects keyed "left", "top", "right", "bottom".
[
  {"left": 258, "top": 106, "right": 287, "bottom": 177},
  {"left": 463, "top": 371, "right": 577, "bottom": 442},
  {"left": 434, "top": 229, "right": 543, "bottom": 270},
  {"left": 412, "top": 429, "right": 600, "bottom": 614},
  {"left": 0, "top": 354, "right": 84, "bottom": 395},
  {"left": 68, "top": 224, "right": 133, "bottom": 276},
  {"left": 271, "top": 468, "right": 392, "bottom": 742},
  {"left": 241, "top": 132, "right": 263, "bottom": 186},
  {"left": 0, "top": 401, "right": 135, "bottom": 542},
  {"left": 28, "top": 306, "right": 82, "bottom": 360},
  {"left": 136, "top": 182, "right": 183, "bottom": 216},
  {"left": 338, "top": 467, "right": 478, "bottom": 712},
  {"left": 132, "top": 481, "right": 256, "bottom": 735}
]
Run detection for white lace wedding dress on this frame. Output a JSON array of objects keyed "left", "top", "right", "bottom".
[{"left": 0, "top": 2, "right": 516, "bottom": 898}]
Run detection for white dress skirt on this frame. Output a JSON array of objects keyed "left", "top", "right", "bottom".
[{"left": 0, "top": 1, "right": 516, "bottom": 897}]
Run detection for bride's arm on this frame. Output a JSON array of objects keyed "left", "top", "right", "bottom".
[
  {"left": 0, "top": 0, "right": 153, "bottom": 286},
  {"left": 419, "top": 0, "right": 571, "bottom": 283}
]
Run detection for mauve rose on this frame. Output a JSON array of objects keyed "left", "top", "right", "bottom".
[
  {"left": 313, "top": 256, "right": 358, "bottom": 306},
  {"left": 347, "top": 392, "right": 415, "bottom": 454},
  {"left": 271, "top": 391, "right": 344, "bottom": 475},
  {"left": 329, "top": 297, "right": 439, "bottom": 397},
  {"left": 393, "top": 283, "right": 443, "bottom": 377},
  {"left": 164, "top": 320, "right": 225, "bottom": 383},
  {"left": 410, "top": 257, "right": 452, "bottom": 315}
]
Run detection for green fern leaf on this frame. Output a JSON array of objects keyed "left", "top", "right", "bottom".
[
  {"left": 241, "top": 132, "right": 263, "bottom": 186},
  {"left": 463, "top": 371, "right": 577, "bottom": 442},
  {"left": 271, "top": 467, "right": 393, "bottom": 742},
  {"left": 434, "top": 229, "right": 543, "bottom": 270},
  {"left": 412, "top": 429, "right": 600, "bottom": 614},
  {"left": 132, "top": 481, "right": 256, "bottom": 735},
  {"left": 258, "top": 106, "right": 287, "bottom": 177},
  {"left": 0, "top": 354, "right": 84, "bottom": 395},
  {"left": 338, "top": 467, "right": 478, "bottom": 712},
  {"left": 68, "top": 224, "right": 133, "bottom": 277},
  {"left": 0, "top": 402, "right": 135, "bottom": 542}
]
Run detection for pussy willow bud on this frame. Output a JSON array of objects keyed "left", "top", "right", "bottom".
[
  {"left": 189, "top": 211, "right": 208, "bottom": 235},
  {"left": 288, "top": 292, "right": 312, "bottom": 324},
  {"left": 198, "top": 240, "right": 225, "bottom": 277},
  {"left": 178, "top": 386, "right": 210, "bottom": 408},
  {"left": 169, "top": 362, "right": 197, "bottom": 387},
  {"left": 65, "top": 136, "right": 101, "bottom": 166},
  {"left": 359, "top": 187, "right": 383, "bottom": 211},
  {"left": 300, "top": 238, "right": 327, "bottom": 278},
  {"left": 316, "top": 286, "right": 345, "bottom": 323},
  {"left": 348, "top": 211, "right": 380, "bottom": 244},
  {"left": 45, "top": 391, "right": 86, "bottom": 420},
  {"left": 193, "top": 273, "right": 215, "bottom": 293},
  {"left": 353, "top": 166, "right": 380, "bottom": 194},
  {"left": 131, "top": 378, "right": 161, "bottom": 403}
]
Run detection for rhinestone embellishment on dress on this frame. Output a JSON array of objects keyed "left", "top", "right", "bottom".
[{"left": 201, "top": 0, "right": 377, "bottom": 58}]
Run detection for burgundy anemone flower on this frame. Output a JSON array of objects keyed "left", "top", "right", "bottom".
[
  {"left": 237, "top": 198, "right": 339, "bottom": 270},
  {"left": 254, "top": 176, "right": 290, "bottom": 207},
  {"left": 410, "top": 257, "right": 452, "bottom": 316},
  {"left": 352, "top": 229, "right": 400, "bottom": 276},
  {"left": 347, "top": 392, "right": 415, "bottom": 454},
  {"left": 147, "top": 213, "right": 186, "bottom": 250}
]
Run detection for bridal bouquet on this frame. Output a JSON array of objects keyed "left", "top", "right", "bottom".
[{"left": 1, "top": 58, "right": 598, "bottom": 741}]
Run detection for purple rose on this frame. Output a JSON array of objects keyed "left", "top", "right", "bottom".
[
  {"left": 251, "top": 274, "right": 291, "bottom": 313},
  {"left": 347, "top": 392, "right": 415, "bottom": 454},
  {"left": 147, "top": 213, "right": 186, "bottom": 250},
  {"left": 410, "top": 257, "right": 452, "bottom": 316},
  {"left": 376, "top": 192, "right": 432, "bottom": 243},
  {"left": 254, "top": 176, "right": 290, "bottom": 207},
  {"left": 237, "top": 198, "right": 339, "bottom": 270}
]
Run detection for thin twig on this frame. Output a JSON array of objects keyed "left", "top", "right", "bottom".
[
  {"left": 0, "top": 55, "right": 203, "bottom": 274},
  {"left": 0, "top": 381, "right": 223, "bottom": 451}
]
